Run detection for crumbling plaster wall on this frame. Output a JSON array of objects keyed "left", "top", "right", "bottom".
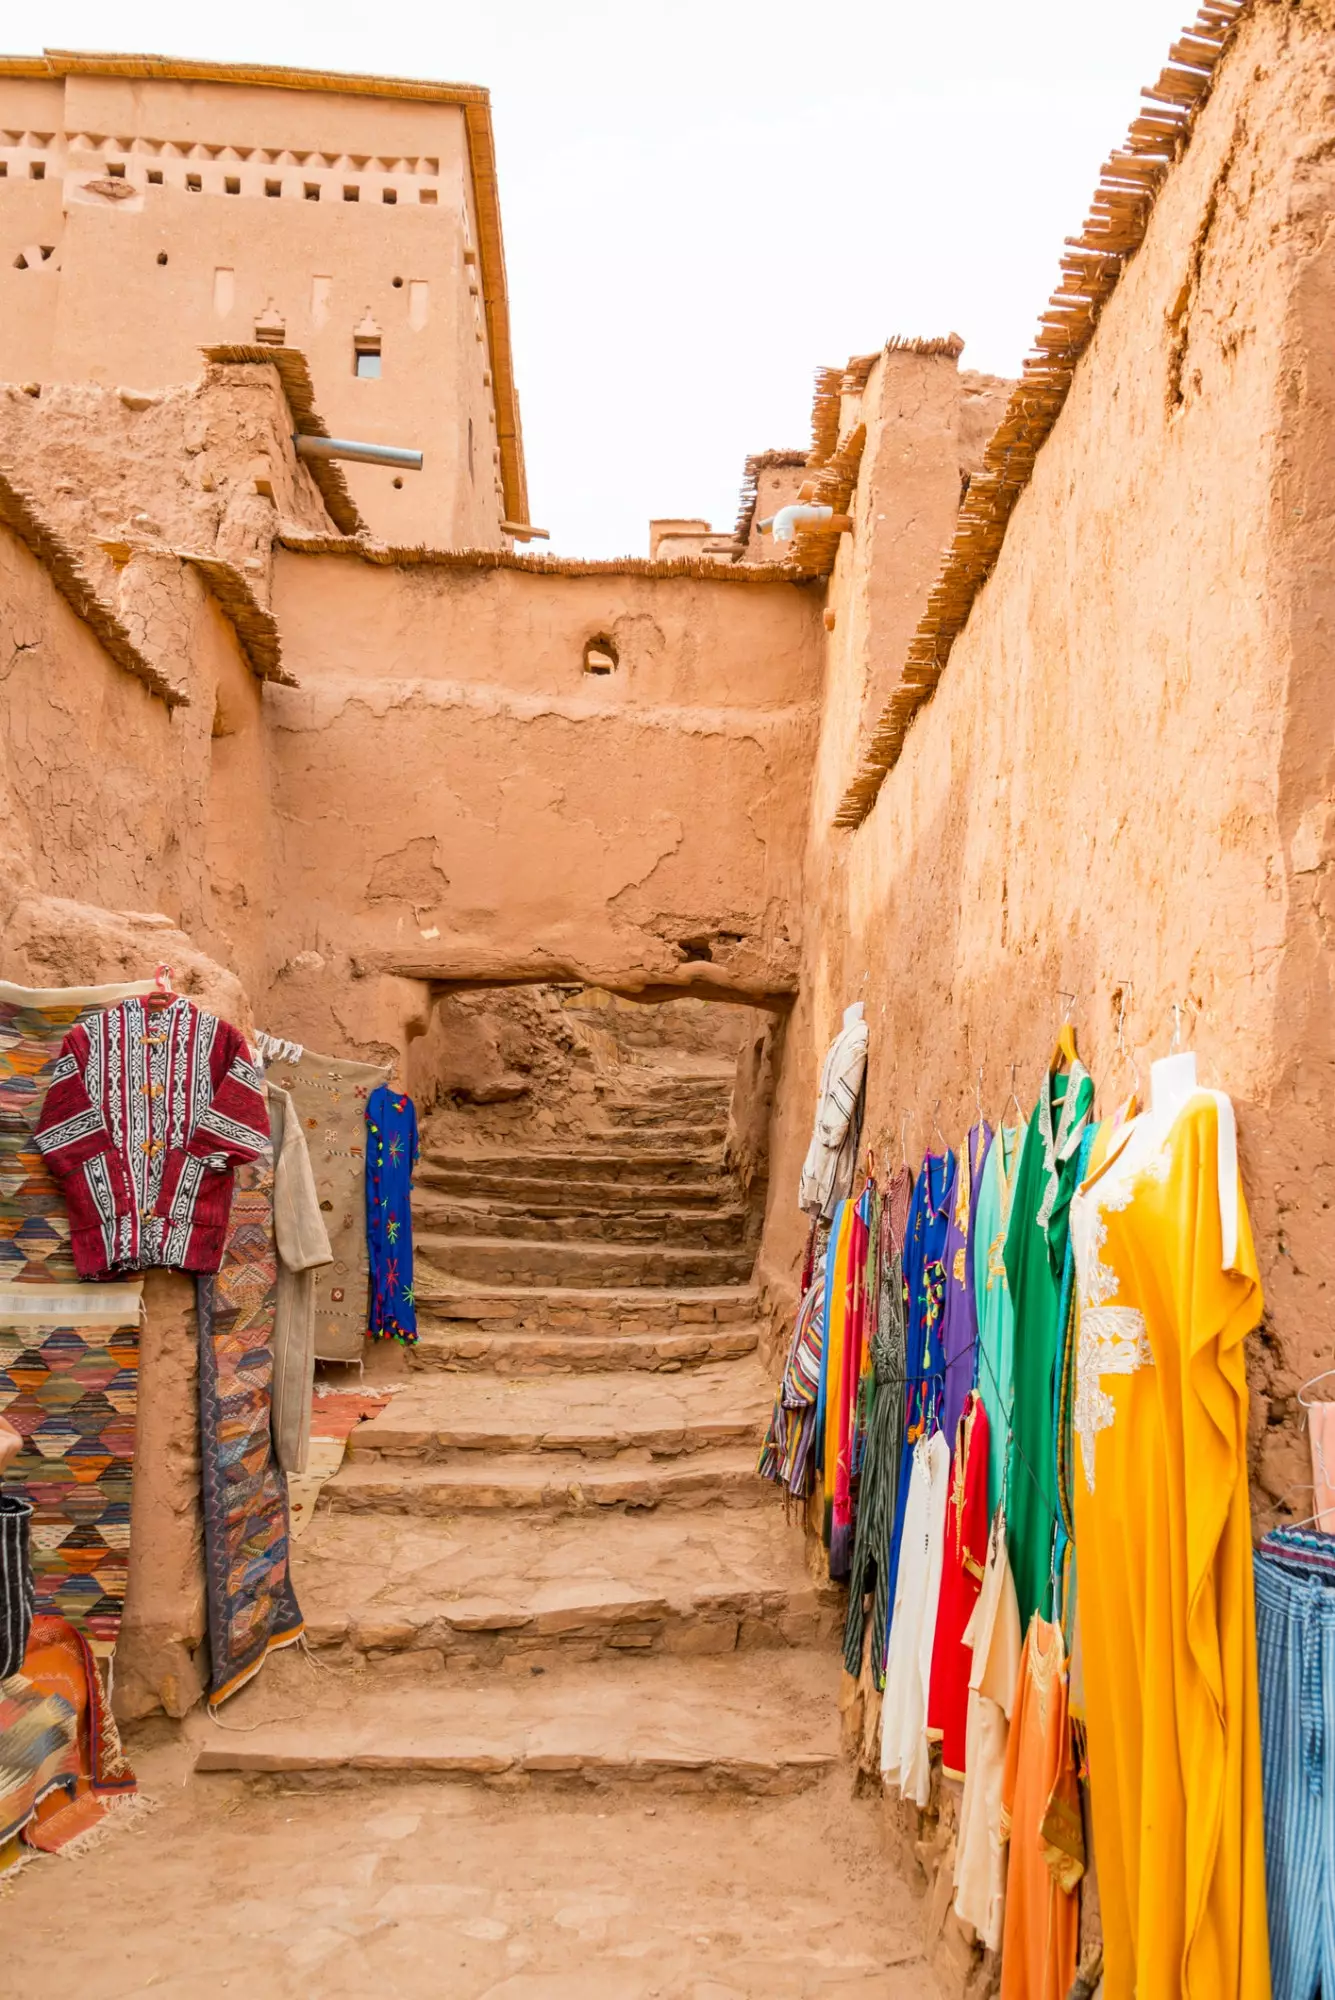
[
  {"left": 258, "top": 555, "right": 825, "bottom": 1062},
  {"left": 759, "top": 2, "right": 1335, "bottom": 1517}
]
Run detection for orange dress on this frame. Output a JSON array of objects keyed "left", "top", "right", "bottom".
[{"left": 999, "top": 1616, "right": 1082, "bottom": 2000}]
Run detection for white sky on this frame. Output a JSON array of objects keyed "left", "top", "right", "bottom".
[{"left": 18, "top": 2, "right": 1191, "bottom": 554}]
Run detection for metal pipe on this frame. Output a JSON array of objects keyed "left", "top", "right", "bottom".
[{"left": 294, "top": 434, "right": 424, "bottom": 470}]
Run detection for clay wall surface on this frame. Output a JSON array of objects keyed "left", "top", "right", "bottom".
[
  {"left": 759, "top": 3, "right": 1335, "bottom": 1514},
  {"left": 0, "top": 71, "right": 501, "bottom": 546},
  {"left": 258, "top": 553, "right": 824, "bottom": 1059}
]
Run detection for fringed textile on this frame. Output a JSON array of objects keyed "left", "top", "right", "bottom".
[
  {"left": 757, "top": 1275, "right": 824, "bottom": 1498},
  {"left": 17, "top": 1612, "right": 137, "bottom": 1855},
  {"left": 197, "top": 1150, "right": 303, "bottom": 1708}
]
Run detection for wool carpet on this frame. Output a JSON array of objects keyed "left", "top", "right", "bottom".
[
  {"left": 0, "top": 979, "right": 152, "bottom": 1657},
  {"left": 17, "top": 1612, "right": 138, "bottom": 1855},
  {"left": 197, "top": 1149, "right": 304, "bottom": 1708},
  {"left": 0, "top": 1666, "right": 78, "bottom": 1867},
  {"left": 264, "top": 1047, "right": 390, "bottom": 1362}
]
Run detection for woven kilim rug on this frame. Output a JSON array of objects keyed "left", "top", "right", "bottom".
[
  {"left": 197, "top": 1148, "right": 304, "bottom": 1707},
  {"left": 18, "top": 1612, "right": 138, "bottom": 1855},
  {"left": 0, "top": 1667, "right": 77, "bottom": 1866},
  {"left": 0, "top": 981, "right": 152, "bottom": 1656},
  {"left": 265, "top": 1047, "right": 390, "bottom": 1361}
]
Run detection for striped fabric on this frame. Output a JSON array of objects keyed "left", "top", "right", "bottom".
[
  {"left": 1255, "top": 1549, "right": 1335, "bottom": 2000},
  {"left": 0, "top": 1493, "right": 34, "bottom": 1679}
]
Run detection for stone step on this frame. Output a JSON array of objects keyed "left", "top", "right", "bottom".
[
  {"left": 323, "top": 1443, "right": 767, "bottom": 1515},
  {"left": 293, "top": 1505, "right": 838, "bottom": 1670},
  {"left": 598, "top": 1097, "right": 732, "bottom": 1130},
  {"left": 415, "top": 1167, "right": 732, "bottom": 1211},
  {"left": 411, "top": 1192, "right": 749, "bottom": 1250},
  {"left": 411, "top": 1319, "right": 760, "bottom": 1374},
  {"left": 343, "top": 1361, "right": 769, "bottom": 1462},
  {"left": 192, "top": 1652, "right": 840, "bottom": 1794},
  {"left": 417, "top": 1234, "right": 753, "bottom": 1290},
  {"left": 418, "top": 1146, "right": 725, "bottom": 1185},
  {"left": 416, "top": 1280, "right": 760, "bottom": 1336}
]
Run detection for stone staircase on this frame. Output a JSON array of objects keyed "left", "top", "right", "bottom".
[{"left": 195, "top": 1057, "right": 842, "bottom": 1795}]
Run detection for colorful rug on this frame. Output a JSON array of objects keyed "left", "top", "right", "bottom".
[
  {"left": 287, "top": 1388, "right": 391, "bottom": 1537},
  {"left": 0, "top": 1287, "right": 142, "bottom": 1654},
  {"left": 18, "top": 1612, "right": 138, "bottom": 1855},
  {"left": 197, "top": 1150, "right": 304, "bottom": 1708},
  {"left": 264, "top": 1048, "right": 390, "bottom": 1362},
  {"left": 0, "top": 1667, "right": 78, "bottom": 1867}
]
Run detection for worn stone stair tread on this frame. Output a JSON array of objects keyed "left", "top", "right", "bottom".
[
  {"left": 192, "top": 1652, "right": 840, "bottom": 1787},
  {"left": 418, "top": 1148, "right": 725, "bottom": 1184},
  {"left": 345, "top": 1360, "right": 769, "bottom": 1458},
  {"left": 414, "top": 1171, "right": 732, "bottom": 1210},
  {"left": 411, "top": 1193, "right": 749, "bottom": 1250},
  {"left": 411, "top": 1321, "right": 760, "bottom": 1374},
  {"left": 417, "top": 1235, "right": 754, "bottom": 1289},
  {"left": 324, "top": 1444, "right": 768, "bottom": 1513},
  {"left": 419, "top": 1280, "right": 758, "bottom": 1314},
  {"left": 294, "top": 1505, "right": 837, "bottom": 1658}
]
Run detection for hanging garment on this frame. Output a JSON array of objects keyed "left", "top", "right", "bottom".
[
  {"left": 940, "top": 1122, "right": 992, "bottom": 1448},
  {"left": 886, "top": 1150, "right": 955, "bottom": 1615},
  {"left": 758, "top": 1270, "right": 825, "bottom": 1498},
  {"left": 955, "top": 1514, "right": 1022, "bottom": 1953},
  {"left": 1254, "top": 1548, "right": 1335, "bottom": 2000},
  {"left": 843, "top": 1175, "right": 912, "bottom": 1680},
  {"left": 267, "top": 1084, "right": 334, "bottom": 1477},
  {"left": 1052, "top": 1121, "right": 1100, "bottom": 1638},
  {"left": 365, "top": 1085, "right": 420, "bottom": 1344},
  {"left": 1259, "top": 1522, "right": 1335, "bottom": 1588},
  {"left": 880, "top": 1427, "right": 951, "bottom": 1807},
  {"left": 1003, "top": 1048, "right": 1093, "bottom": 1629},
  {"left": 1069, "top": 1092, "right": 1270, "bottom": 2000},
  {"left": 999, "top": 1616, "right": 1083, "bottom": 2000},
  {"left": 973, "top": 1122, "right": 1024, "bottom": 1519},
  {"left": 0, "top": 979, "right": 156, "bottom": 1291},
  {"left": 927, "top": 1392, "right": 991, "bottom": 1777},
  {"left": 263, "top": 1047, "right": 390, "bottom": 1362},
  {"left": 817, "top": 1198, "right": 854, "bottom": 1548},
  {"left": 830, "top": 1186, "right": 873, "bottom": 1577},
  {"left": 0, "top": 1491, "right": 34, "bottom": 1680},
  {"left": 798, "top": 1007, "right": 869, "bottom": 1222},
  {"left": 197, "top": 1148, "right": 304, "bottom": 1708},
  {"left": 35, "top": 996, "right": 269, "bottom": 1279}
]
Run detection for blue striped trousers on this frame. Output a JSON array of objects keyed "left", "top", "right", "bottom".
[{"left": 1256, "top": 1551, "right": 1335, "bottom": 2000}]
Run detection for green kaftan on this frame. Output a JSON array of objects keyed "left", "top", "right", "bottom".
[{"left": 1002, "top": 1063, "right": 1093, "bottom": 1630}]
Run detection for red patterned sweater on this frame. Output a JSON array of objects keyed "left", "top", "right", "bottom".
[{"left": 35, "top": 996, "right": 269, "bottom": 1279}]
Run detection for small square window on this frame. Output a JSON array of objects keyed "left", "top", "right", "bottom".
[
  {"left": 147, "top": 168, "right": 163, "bottom": 185},
  {"left": 343, "top": 184, "right": 360, "bottom": 202},
  {"left": 186, "top": 173, "right": 202, "bottom": 192},
  {"left": 0, "top": 163, "right": 7, "bottom": 179},
  {"left": 382, "top": 187, "right": 397, "bottom": 204},
  {"left": 354, "top": 345, "right": 381, "bottom": 378},
  {"left": 107, "top": 161, "right": 126, "bottom": 178},
  {"left": 304, "top": 182, "right": 320, "bottom": 201},
  {"left": 29, "top": 160, "right": 45, "bottom": 180},
  {"left": 419, "top": 188, "right": 437, "bottom": 205},
  {"left": 265, "top": 178, "right": 281, "bottom": 197},
  {"left": 225, "top": 175, "right": 240, "bottom": 194}
]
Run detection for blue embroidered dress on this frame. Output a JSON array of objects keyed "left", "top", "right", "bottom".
[
  {"left": 365, "top": 1086, "right": 419, "bottom": 1343},
  {"left": 883, "top": 1149, "right": 956, "bottom": 1639}
]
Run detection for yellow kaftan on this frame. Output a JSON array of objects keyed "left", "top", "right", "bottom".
[{"left": 1069, "top": 1092, "right": 1270, "bottom": 2000}]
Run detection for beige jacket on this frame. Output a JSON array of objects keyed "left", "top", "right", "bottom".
[{"left": 267, "top": 1083, "right": 334, "bottom": 1475}]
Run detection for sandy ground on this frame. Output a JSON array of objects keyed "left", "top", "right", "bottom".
[{"left": 5, "top": 1730, "right": 938, "bottom": 2000}]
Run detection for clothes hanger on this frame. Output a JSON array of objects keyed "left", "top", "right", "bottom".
[
  {"left": 1051, "top": 992, "right": 1079, "bottom": 1071},
  {"left": 144, "top": 962, "right": 176, "bottom": 1011},
  {"left": 931, "top": 1099, "right": 950, "bottom": 1154},
  {"left": 1001, "top": 1062, "right": 1025, "bottom": 1134},
  {"left": 1096, "top": 981, "right": 1139, "bottom": 1107}
]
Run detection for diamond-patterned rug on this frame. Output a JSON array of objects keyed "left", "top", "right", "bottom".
[
  {"left": 198, "top": 1149, "right": 304, "bottom": 1707},
  {"left": 0, "top": 983, "right": 151, "bottom": 1657}
]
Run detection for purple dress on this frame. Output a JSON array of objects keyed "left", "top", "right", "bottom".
[
  {"left": 365, "top": 1085, "right": 419, "bottom": 1343},
  {"left": 940, "top": 1121, "right": 993, "bottom": 1449}
]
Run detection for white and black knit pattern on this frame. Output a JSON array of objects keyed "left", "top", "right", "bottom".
[{"left": 0, "top": 1491, "right": 35, "bottom": 1679}]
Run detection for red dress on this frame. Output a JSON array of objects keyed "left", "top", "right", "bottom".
[{"left": 926, "top": 1390, "right": 990, "bottom": 1778}]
